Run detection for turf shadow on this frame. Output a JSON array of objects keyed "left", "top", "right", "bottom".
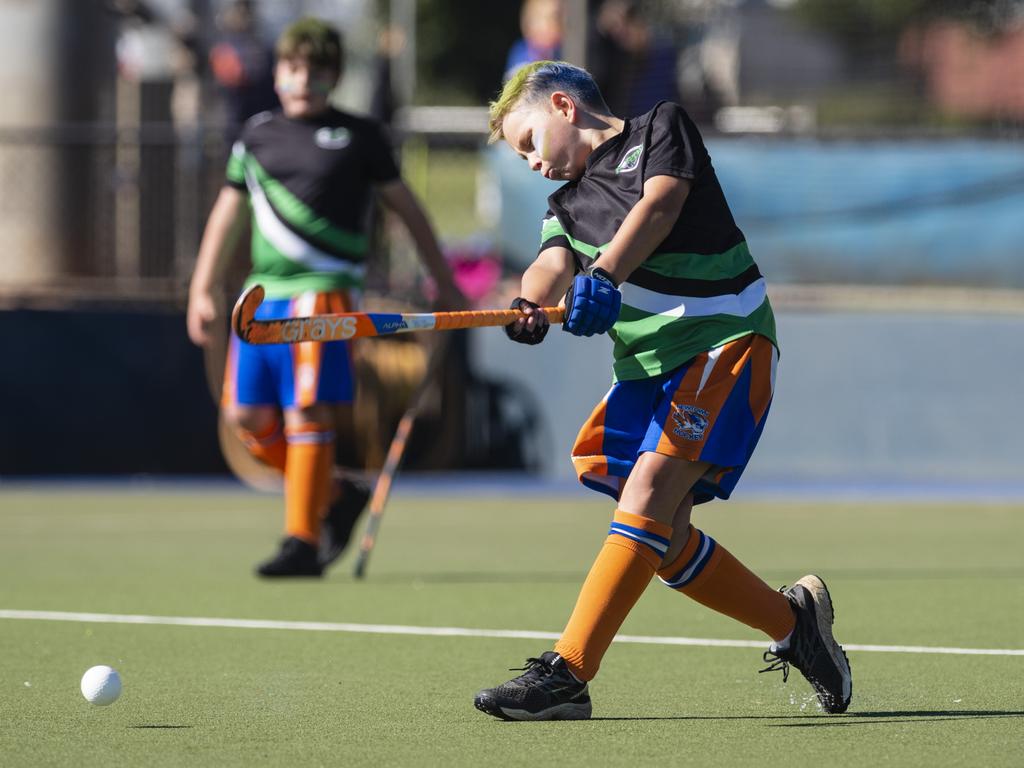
[
  {"left": 587, "top": 714, "right": 820, "bottom": 722},
  {"left": 581, "top": 710, "right": 1024, "bottom": 724},
  {"left": 483, "top": 715, "right": 820, "bottom": 724},
  {"left": 335, "top": 571, "right": 587, "bottom": 585},
  {"left": 769, "top": 709, "right": 1024, "bottom": 727}
]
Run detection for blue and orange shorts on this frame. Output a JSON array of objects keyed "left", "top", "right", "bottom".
[
  {"left": 571, "top": 333, "right": 777, "bottom": 505},
  {"left": 222, "top": 290, "right": 356, "bottom": 410}
]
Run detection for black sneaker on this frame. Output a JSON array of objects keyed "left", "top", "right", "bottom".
[
  {"left": 474, "top": 652, "right": 592, "bottom": 721},
  {"left": 760, "top": 574, "right": 852, "bottom": 713},
  {"left": 319, "top": 476, "right": 371, "bottom": 568},
  {"left": 255, "top": 536, "right": 323, "bottom": 578}
]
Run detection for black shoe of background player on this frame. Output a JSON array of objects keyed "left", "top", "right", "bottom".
[
  {"left": 255, "top": 536, "right": 323, "bottom": 578},
  {"left": 319, "top": 475, "right": 371, "bottom": 568},
  {"left": 760, "top": 574, "right": 852, "bottom": 713},
  {"left": 474, "top": 651, "right": 592, "bottom": 721}
]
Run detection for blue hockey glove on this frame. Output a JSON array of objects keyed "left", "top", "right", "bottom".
[
  {"left": 504, "top": 297, "right": 550, "bottom": 345},
  {"left": 562, "top": 267, "right": 621, "bottom": 337}
]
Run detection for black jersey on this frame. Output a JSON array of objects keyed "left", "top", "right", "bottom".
[
  {"left": 539, "top": 102, "right": 777, "bottom": 381},
  {"left": 226, "top": 108, "right": 400, "bottom": 298}
]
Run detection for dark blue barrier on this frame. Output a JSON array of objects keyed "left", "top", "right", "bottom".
[{"left": 0, "top": 307, "right": 227, "bottom": 475}]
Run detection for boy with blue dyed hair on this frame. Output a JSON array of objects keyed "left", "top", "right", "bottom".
[{"left": 474, "top": 61, "right": 852, "bottom": 720}]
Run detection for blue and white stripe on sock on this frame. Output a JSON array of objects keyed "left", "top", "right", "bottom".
[
  {"left": 285, "top": 429, "right": 336, "bottom": 445},
  {"left": 659, "top": 530, "right": 717, "bottom": 589},
  {"left": 608, "top": 520, "right": 671, "bottom": 560}
]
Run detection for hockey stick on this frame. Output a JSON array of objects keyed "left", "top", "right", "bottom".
[
  {"left": 232, "top": 284, "right": 565, "bottom": 344},
  {"left": 352, "top": 337, "right": 450, "bottom": 579}
]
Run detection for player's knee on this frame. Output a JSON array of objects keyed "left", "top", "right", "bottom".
[
  {"left": 286, "top": 403, "right": 335, "bottom": 429},
  {"left": 225, "top": 404, "right": 278, "bottom": 434},
  {"left": 660, "top": 523, "right": 693, "bottom": 567}
]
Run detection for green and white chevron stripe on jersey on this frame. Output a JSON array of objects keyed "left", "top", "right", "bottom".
[
  {"left": 234, "top": 146, "right": 368, "bottom": 297},
  {"left": 611, "top": 290, "right": 777, "bottom": 381},
  {"left": 242, "top": 154, "right": 368, "bottom": 258},
  {"left": 641, "top": 242, "right": 758, "bottom": 282},
  {"left": 246, "top": 170, "right": 367, "bottom": 271},
  {"left": 540, "top": 217, "right": 609, "bottom": 259},
  {"left": 539, "top": 219, "right": 777, "bottom": 380}
]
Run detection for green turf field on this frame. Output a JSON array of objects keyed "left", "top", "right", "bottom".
[{"left": 1, "top": 486, "right": 1022, "bottom": 767}]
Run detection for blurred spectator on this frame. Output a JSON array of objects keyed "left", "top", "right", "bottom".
[
  {"left": 505, "top": 0, "right": 564, "bottom": 80},
  {"left": 590, "top": 0, "right": 680, "bottom": 117},
  {"left": 208, "top": 0, "right": 279, "bottom": 145},
  {"left": 109, "top": 0, "right": 179, "bottom": 82}
]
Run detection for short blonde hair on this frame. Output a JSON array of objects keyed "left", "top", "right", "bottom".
[{"left": 487, "top": 60, "right": 609, "bottom": 143}]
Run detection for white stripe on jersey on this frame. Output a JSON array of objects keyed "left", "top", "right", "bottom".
[
  {"left": 245, "top": 168, "right": 367, "bottom": 278},
  {"left": 619, "top": 278, "right": 767, "bottom": 320}
]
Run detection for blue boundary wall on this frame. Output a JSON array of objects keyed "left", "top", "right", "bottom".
[
  {"left": 5, "top": 304, "right": 1021, "bottom": 491},
  {"left": 469, "top": 310, "right": 1024, "bottom": 494},
  {"left": 0, "top": 307, "right": 226, "bottom": 475},
  {"left": 716, "top": 139, "right": 1024, "bottom": 288},
  {"left": 490, "top": 138, "right": 1024, "bottom": 288}
]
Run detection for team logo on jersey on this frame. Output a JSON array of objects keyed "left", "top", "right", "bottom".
[
  {"left": 615, "top": 144, "right": 644, "bottom": 174},
  {"left": 671, "top": 403, "right": 709, "bottom": 441},
  {"left": 315, "top": 127, "right": 352, "bottom": 150}
]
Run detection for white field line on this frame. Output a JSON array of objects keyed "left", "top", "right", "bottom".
[{"left": 3, "top": 609, "right": 1024, "bottom": 657}]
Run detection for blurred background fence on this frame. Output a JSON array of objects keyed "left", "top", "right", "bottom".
[
  {"left": 4, "top": 124, "right": 1022, "bottom": 298},
  {"left": 1, "top": 0, "right": 1022, "bottom": 484}
]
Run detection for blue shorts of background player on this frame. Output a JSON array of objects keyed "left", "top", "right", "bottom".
[{"left": 223, "top": 292, "right": 354, "bottom": 409}]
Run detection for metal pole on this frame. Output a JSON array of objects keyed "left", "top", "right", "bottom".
[
  {"left": 390, "top": 0, "right": 417, "bottom": 106},
  {"left": 563, "top": 0, "right": 588, "bottom": 68},
  {"left": 0, "top": 0, "right": 114, "bottom": 286}
]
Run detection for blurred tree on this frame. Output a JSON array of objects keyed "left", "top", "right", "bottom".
[
  {"left": 409, "top": 0, "right": 522, "bottom": 104},
  {"left": 788, "top": 0, "right": 1024, "bottom": 127},
  {"left": 792, "top": 0, "right": 1024, "bottom": 50}
]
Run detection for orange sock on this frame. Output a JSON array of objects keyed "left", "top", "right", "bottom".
[
  {"left": 657, "top": 525, "right": 795, "bottom": 641},
  {"left": 283, "top": 424, "right": 335, "bottom": 545},
  {"left": 238, "top": 420, "right": 287, "bottom": 473},
  {"left": 554, "top": 510, "right": 672, "bottom": 681}
]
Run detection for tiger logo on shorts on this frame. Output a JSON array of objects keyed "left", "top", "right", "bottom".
[{"left": 671, "top": 404, "right": 709, "bottom": 441}]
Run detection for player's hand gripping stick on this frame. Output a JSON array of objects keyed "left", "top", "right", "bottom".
[
  {"left": 504, "top": 297, "right": 551, "bottom": 345},
  {"left": 563, "top": 267, "right": 621, "bottom": 337}
]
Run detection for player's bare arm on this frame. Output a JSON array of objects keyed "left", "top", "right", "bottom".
[
  {"left": 560, "top": 176, "right": 689, "bottom": 337},
  {"left": 187, "top": 185, "right": 248, "bottom": 347},
  {"left": 512, "top": 245, "right": 575, "bottom": 335},
  {"left": 377, "top": 179, "right": 468, "bottom": 310},
  {"left": 590, "top": 175, "right": 691, "bottom": 284}
]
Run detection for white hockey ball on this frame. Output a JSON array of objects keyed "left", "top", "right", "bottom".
[{"left": 81, "top": 665, "right": 122, "bottom": 706}]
